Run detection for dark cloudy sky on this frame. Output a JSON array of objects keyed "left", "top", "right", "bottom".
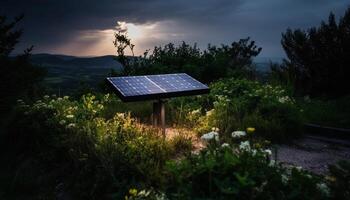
[{"left": 1, "top": 0, "right": 348, "bottom": 57}]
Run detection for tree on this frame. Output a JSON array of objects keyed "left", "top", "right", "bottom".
[
  {"left": 0, "top": 15, "right": 46, "bottom": 118},
  {"left": 113, "top": 23, "right": 262, "bottom": 83},
  {"left": 281, "top": 7, "right": 350, "bottom": 97}
]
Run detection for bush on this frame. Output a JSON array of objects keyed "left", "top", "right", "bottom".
[
  {"left": 180, "top": 79, "right": 304, "bottom": 142},
  {"left": 6, "top": 94, "right": 172, "bottom": 199},
  {"left": 328, "top": 160, "right": 350, "bottom": 199},
  {"left": 163, "top": 140, "right": 329, "bottom": 200}
]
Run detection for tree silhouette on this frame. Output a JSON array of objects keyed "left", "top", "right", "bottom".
[
  {"left": 281, "top": 7, "right": 350, "bottom": 97},
  {"left": 113, "top": 23, "right": 262, "bottom": 83},
  {"left": 0, "top": 14, "right": 46, "bottom": 118}
]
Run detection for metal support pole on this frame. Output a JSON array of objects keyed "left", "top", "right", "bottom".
[
  {"left": 152, "top": 101, "right": 159, "bottom": 126},
  {"left": 160, "top": 100, "right": 166, "bottom": 138},
  {"left": 152, "top": 99, "right": 166, "bottom": 138}
]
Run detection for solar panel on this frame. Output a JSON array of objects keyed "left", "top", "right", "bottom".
[{"left": 107, "top": 73, "right": 210, "bottom": 102}]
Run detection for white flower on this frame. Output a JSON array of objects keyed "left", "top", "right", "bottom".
[
  {"left": 281, "top": 174, "right": 289, "bottom": 185},
  {"left": 221, "top": 143, "right": 230, "bottom": 148},
  {"left": 316, "top": 183, "right": 330, "bottom": 197},
  {"left": 295, "top": 166, "right": 303, "bottom": 171},
  {"left": 232, "top": 131, "right": 246, "bottom": 138},
  {"left": 201, "top": 132, "right": 214, "bottom": 141},
  {"left": 264, "top": 149, "right": 272, "bottom": 156},
  {"left": 251, "top": 149, "right": 257, "bottom": 156},
  {"left": 59, "top": 120, "right": 66, "bottom": 125},
  {"left": 66, "top": 114, "right": 74, "bottom": 119},
  {"left": 44, "top": 95, "right": 50, "bottom": 99},
  {"left": 269, "top": 159, "right": 276, "bottom": 167},
  {"left": 66, "top": 123, "right": 76, "bottom": 128},
  {"left": 201, "top": 131, "right": 219, "bottom": 142},
  {"left": 278, "top": 96, "right": 291, "bottom": 104},
  {"left": 63, "top": 96, "right": 69, "bottom": 100},
  {"left": 239, "top": 141, "right": 251, "bottom": 151},
  {"left": 214, "top": 132, "right": 219, "bottom": 142}
]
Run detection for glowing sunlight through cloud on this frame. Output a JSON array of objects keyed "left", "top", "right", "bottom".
[{"left": 54, "top": 21, "right": 184, "bottom": 57}]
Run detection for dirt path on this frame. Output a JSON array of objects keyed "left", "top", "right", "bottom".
[
  {"left": 164, "top": 126, "right": 350, "bottom": 174},
  {"left": 275, "top": 135, "right": 350, "bottom": 174}
]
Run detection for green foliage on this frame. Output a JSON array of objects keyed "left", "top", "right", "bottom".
[
  {"left": 113, "top": 28, "right": 261, "bottom": 83},
  {"left": 6, "top": 94, "right": 172, "bottom": 199},
  {"left": 328, "top": 160, "right": 350, "bottom": 199},
  {"left": 163, "top": 142, "right": 329, "bottom": 200},
  {"left": 298, "top": 95, "right": 350, "bottom": 128},
  {"left": 2, "top": 94, "right": 347, "bottom": 199},
  {"left": 0, "top": 15, "right": 46, "bottom": 122},
  {"left": 280, "top": 7, "right": 350, "bottom": 97},
  {"left": 174, "top": 78, "right": 303, "bottom": 142}
]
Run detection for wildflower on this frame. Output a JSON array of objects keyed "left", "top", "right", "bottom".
[
  {"left": 66, "top": 114, "right": 74, "bottom": 119},
  {"left": 66, "top": 123, "right": 76, "bottom": 128},
  {"left": 251, "top": 149, "right": 257, "bottom": 156},
  {"left": 59, "top": 120, "right": 66, "bottom": 125},
  {"left": 316, "top": 183, "right": 330, "bottom": 197},
  {"left": 17, "top": 99, "right": 24, "bottom": 104},
  {"left": 191, "top": 108, "right": 201, "bottom": 115},
  {"left": 201, "top": 131, "right": 219, "bottom": 142},
  {"left": 57, "top": 97, "right": 62, "bottom": 101},
  {"left": 232, "top": 131, "right": 246, "bottom": 138},
  {"left": 239, "top": 141, "right": 251, "bottom": 151},
  {"left": 306, "top": 174, "right": 312, "bottom": 179},
  {"left": 129, "top": 188, "right": 138, "bottom": 196},
  {"left": 97, "top": 104, "right": 104, "bottom": 110},
  {"left": 206, "top": 109, "right": 214, "bottom": 116},
  {"left": 295, "top": 166, "right": 303, "bottom": 171},
  {"left": 63, "top": 96, "right": 69, "bottom": 100},
  {"left": 269, "top": 159, "right": 276, "bottom": 167},
  {"left": 211, "top": 127, "right": 219, "bottom": 132},
  {"left": 264, "top": 149, "right": 272, "bottom": 156},
  {"left": 278, "top": 96, "right": 291, "bottom": 103},
  {"left": 221, "top": 143, "right": 230, "bottom": 148},
  {"left": 214, "top": 132, "right": 219, "bottom": 141},
  {"left": 117, "top": 113, "right": 125, "bottom": 118},
  {"left": 281, "top": 174, "right": 289, "bottom": 185},
  {"left": 43, "top": 95, "right": 50, "bottom": 99},
  {"left": 246, "top": 127, "right": 255, "bottom": 134}
]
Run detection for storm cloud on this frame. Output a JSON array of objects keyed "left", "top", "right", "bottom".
[{"left": 1, "top": 0, "right": 348, "bottom": 57}]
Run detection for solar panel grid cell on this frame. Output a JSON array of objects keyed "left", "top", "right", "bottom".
[{"left": 107, "top": 73, "right": 209, "bottom": 102}]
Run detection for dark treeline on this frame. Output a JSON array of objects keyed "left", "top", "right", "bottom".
[
  {"left": 273, "top": 7, "right": 350, "bottom": 98},
  {"left": 113, "top": 32, "right": 262, "bottom": 83},
  {"left": 0, "top": 15, "right": 46, "bottom": 119}
]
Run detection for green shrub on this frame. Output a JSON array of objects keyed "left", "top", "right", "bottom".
[
  {"left": 163, "top": 141, "right": 329, "bottom": 200},
  {"left": 206, "top": 79, "right": 303, "bottom": 142},
  {"left": 328, "top": 160, "right": 350, "bottom": 199},
  {"left": 7, "top": 94, "right": 171, "bottom": 199}
]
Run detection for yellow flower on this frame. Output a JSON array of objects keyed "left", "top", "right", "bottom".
[
  {"left": 246, "top": 127, "right": 255, "bottom": 134},
  {"left": 129, "top": 188, "right": 137, "bottom": 196}
]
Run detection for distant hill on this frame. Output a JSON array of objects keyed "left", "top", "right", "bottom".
[
  {"left": 253, "top": 57, "right": 284, "bottom": 72},
  {"left": 30, "top": 54, "right": 122, "bottom": 94},
  {"left": 30, "top": 54, "right": 282, "bottom": 94}
]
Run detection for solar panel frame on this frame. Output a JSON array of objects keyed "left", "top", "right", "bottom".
[{"left": 107, "top": 73, "right": 210, "bottom": 102}]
